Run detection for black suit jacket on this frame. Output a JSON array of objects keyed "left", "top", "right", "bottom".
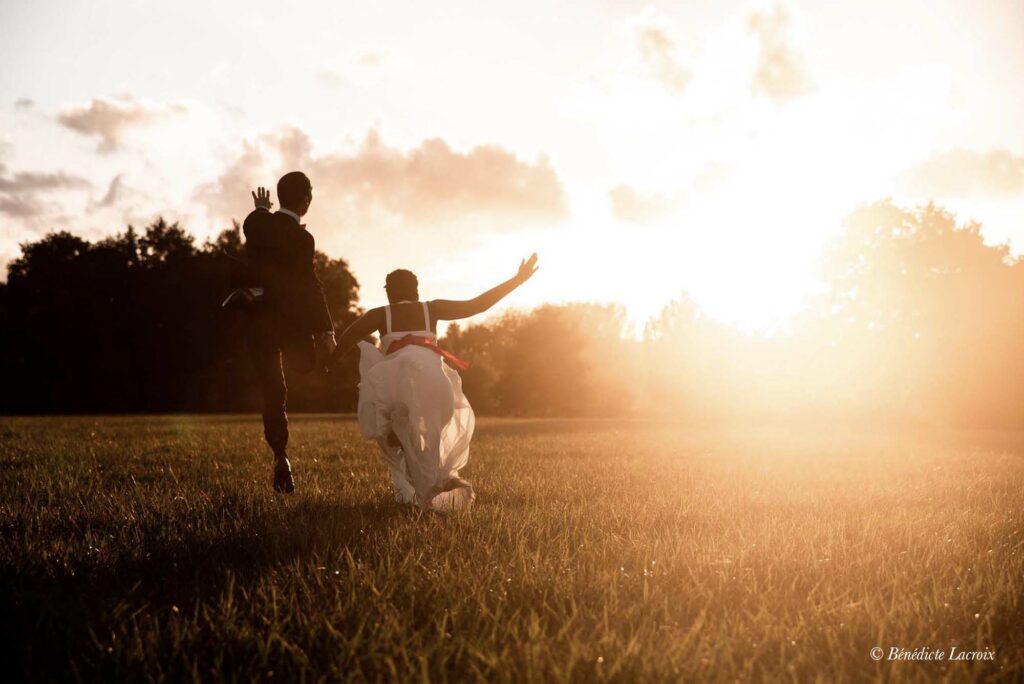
[{"left": 242, "top": 208, "right": 333, "bottom": 343}]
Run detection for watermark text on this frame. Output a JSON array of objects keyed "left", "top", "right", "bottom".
[{"left": 870, "top": 646, "right": 995, "bottom": 662}]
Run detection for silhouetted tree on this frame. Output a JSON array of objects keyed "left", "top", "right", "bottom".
[
  {"left": 645, "top": 201, "right": 1024, "bottom": 427},
  {"left": 444, "top": 303, "right": 636, "bottom": 416},
  {"left": 0, "top": 219, "right": 361, "bottom": 413},
  {"left": 444, "top": 312, "right": 522, "bottom": 414},
  {"left": 2, "top": 202, "right": 1020, "bottom": 426},
  {"left": 816, "top": 201, "right": 1024, "bottom": 425}
]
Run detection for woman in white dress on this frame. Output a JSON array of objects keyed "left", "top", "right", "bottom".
[{"left": 332, "top": 254, "right": 539, "bottom": 511}]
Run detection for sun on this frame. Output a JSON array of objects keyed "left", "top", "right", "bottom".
[{"left": 508, "top": 175, "right": 835, "bottom": 334}]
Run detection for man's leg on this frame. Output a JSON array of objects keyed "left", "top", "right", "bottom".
[{"left": 254, "top": 341, "right": 294, "bottom": 493}]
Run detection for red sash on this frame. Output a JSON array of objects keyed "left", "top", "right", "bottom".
[{"left": 386, "top": 335, "right": 471, "bottom": 370}]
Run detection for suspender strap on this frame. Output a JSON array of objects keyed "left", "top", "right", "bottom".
[
  {"left": 384, "top": 305, "right": 392, "bottom": 334},
  {"left": 421, "top": 301, "right": 430, "bottom": 331}
]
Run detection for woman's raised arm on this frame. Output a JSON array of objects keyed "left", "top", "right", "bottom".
[{"left": 430, "top": 253, "right": 538, "bottom": 322}]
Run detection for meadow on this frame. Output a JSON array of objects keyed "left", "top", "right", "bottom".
[{"left": 1, "top": 415, "right": 1021, "bottom": 682}]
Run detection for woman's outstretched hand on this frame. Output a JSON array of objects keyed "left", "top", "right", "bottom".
[{"left": 516, "top": 253, "right": 539, "bottom": 284}]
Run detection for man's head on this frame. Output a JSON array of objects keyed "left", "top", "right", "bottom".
[
  {"left": 384, "top": 269, "right": 419, "bottom": 303},
  {"left": 277, "top": 171, "right": 313, "bottom": 216}
]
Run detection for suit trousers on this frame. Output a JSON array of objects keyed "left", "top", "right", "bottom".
[{"left": 249, "top": 314, "right": 315, "bottom": 458}]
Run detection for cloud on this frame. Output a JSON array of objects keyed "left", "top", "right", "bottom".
[
  {"left": 0, "top": 196, "right": 43, "bottom": 218},
  {"left": 608, "top": 185, "right": 680, "bottom": 225},
  {"left": 316, "top": 69, "right": 347, "bottom": 89},
  {"left": 0, "top": 166, "right": 91, "bottom": 218},
  {"left": 693, "top": 162, "right": 734, "bottom": 194},
  {"left": 196, "top": 127, "right": 567, "bottom": 228},
  {"left": 14, "top": 98, "right": 35, "bottom": 110},
  {"left": 899, "top": 149, "right": 1024, "bottom": 199},
  {"left": 634, "top": 13, "right": 691, "bottom": 94},
  {"left": 317, "top": 52, "right": 387, "bottom": 89},
  {"left": 57, "top": 95, "right": 186, "bottom": 152},
  {"left": 357, "top": 52, "right": 384, "bottom": 68},
  {"left": 90, "top": 174, "right": 126, "bottom": 209},
  {"left": 0, "top": 169, "right": 90, "bottom": 193},
  {"left": 748, "top": 4, "right": 815, "bottom": 103},
  {"left": 609, "top": 160, "right": 733, "bottom": 225}
]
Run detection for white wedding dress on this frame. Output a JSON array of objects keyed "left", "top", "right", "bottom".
[{"left": 356, "top": 302, "right": 476, "bottom": 511}]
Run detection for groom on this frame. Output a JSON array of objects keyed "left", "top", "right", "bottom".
[{"left": 244, "top": 171, "right": 336, "bottom": 493}]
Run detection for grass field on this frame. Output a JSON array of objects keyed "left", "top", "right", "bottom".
[{"left": 1, "top": 415, "right": 1022, "bottom": 682}]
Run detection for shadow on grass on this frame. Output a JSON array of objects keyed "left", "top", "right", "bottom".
[{"left": 0, "top": 496, "right": 406, "bottom": 679}]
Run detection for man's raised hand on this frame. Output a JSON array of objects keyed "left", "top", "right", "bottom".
[
  {"left": 516, "top": 253, "right": 539, "bottom": 283},
  {"left": 252, "top": 186, "right": 274, "bottom": 211}
]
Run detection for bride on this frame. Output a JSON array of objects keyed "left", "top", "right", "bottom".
[{"left": 332, "top": 254, "right": 539, "bottom": 511}]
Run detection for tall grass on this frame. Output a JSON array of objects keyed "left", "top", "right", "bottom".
[{"left": 1, "top": 416, "right": 1021, "bottom": 681}]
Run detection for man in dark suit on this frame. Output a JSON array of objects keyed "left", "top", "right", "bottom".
[{"left": 244, "top": 171, "right": 336, "bottom": 493}]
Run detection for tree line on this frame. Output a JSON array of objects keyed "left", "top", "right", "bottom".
[
  {"left": 448, "top": 201, "right": 1024, "bottom": 426},
  {"left": 0, "top": 220, "right": 360, "bottom": 414},
  {"left": 1, "top": 201, "right": 1021, "bottom": 426}
]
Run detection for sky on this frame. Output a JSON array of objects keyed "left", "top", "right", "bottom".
[{"left": 2, "top": 0, "right": 1023, "bottom": 332}]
